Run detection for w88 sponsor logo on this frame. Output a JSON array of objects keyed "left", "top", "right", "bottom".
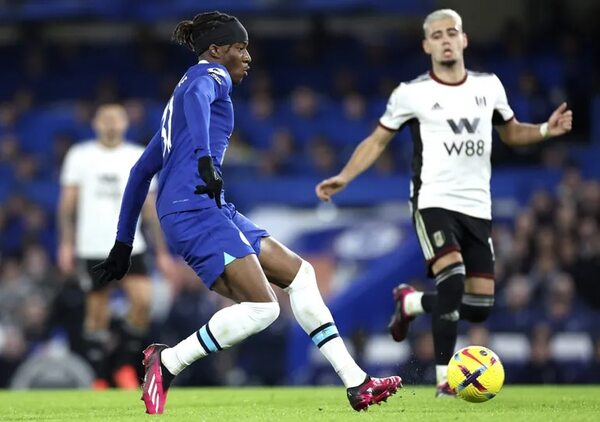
[{"left": 444, "top": 139, "right": 485, "bottom": 156}]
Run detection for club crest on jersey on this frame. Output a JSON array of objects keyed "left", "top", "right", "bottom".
[
  {"left": 432, "top": 102, "right": 443, "bottom": 111},
  {"left": 475, "top": 96, "right": 487, "bottom": 107},
  {"left": 433, "top": 230, "right": 446, "bottom": 247}
]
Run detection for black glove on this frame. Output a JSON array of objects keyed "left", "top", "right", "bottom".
[
  {"left": 194, "top": 155, "right": 223, "bottom": 208},
  {"left": 91, "top": 240, "right": 132, "bottom": 289}
]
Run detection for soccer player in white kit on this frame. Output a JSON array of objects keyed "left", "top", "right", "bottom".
[
  {"left": 316, "top": 9, "right": 572, "bottom": 396},
  {"left": 58, "top": 104, "right": 174, "bottom": 389}
]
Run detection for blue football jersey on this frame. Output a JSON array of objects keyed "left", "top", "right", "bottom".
[{"left": 116, "top": 61, "right": 235, "bottom": 245}]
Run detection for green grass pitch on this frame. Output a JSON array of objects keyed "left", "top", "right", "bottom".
[{"left": 1, "top": 386, "right": 599, "bottom": 421}]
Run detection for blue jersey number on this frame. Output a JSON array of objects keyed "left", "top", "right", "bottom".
[{"left": 161, "top": 96, "right": 174, "bottom": 157}]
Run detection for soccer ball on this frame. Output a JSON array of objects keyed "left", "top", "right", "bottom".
[{"left": 447, "top": 346, "right": 504, "bottom": 403}]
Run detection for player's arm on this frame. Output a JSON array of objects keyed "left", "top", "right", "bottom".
[
  {"left": 315, "top": 125, "right": 395, "bottom": 201},
  {"left": 184, "top": 74, "right": 224, "bottom": 208},
  {"left": 141, "top": 190, "right": 175, "bottom": 278},
  {"left": 57, "top": 146, "right": 82, "bottom": 275},
  {"left": 495, "top": 102, "right": 572, "bottom": 146},
  {"left": 57, "top": 184, "right": 78, "bottom": 274},
  {"left": 92, "top": 132, "right": 163, "bottom": 285},
  {"left": 116, "top": 133, "right": 163, "bottom": 246}
]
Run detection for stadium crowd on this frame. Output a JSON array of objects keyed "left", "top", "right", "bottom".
[{"left": 0, "top": 16, "right": 599, "bottom": 387}]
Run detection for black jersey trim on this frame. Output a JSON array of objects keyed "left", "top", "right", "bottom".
[
  {"left": 407, "top": 118, "right": 422, "bottom": 209},
  {"left": 492, "top": 111, "right": 515, "bottom": 125}
]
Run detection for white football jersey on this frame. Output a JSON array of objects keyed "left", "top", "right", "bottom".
[
  {"left": 379, "top": 71, "right": 514, "bottom": 220},
  {"left": 60, "top": 141, "right": 153, "bottom": 259}
]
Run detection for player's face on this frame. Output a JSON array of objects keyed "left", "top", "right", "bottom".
[
  {"left": 222, "top": 42, "right": 251, "bottom": 85},
  {"left": 423, "top": 18, "right": 468, "bottom": 66},
  {"left": 93, "top": 105, "right": 129, "bottom": 142}
]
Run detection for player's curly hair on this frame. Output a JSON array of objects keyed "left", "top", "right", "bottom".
[{"left": 172, "top": 11, "right": 237, "bottom": 55}]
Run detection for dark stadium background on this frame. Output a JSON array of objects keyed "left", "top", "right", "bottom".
[{"left": 0, "top": 0, "right": 599, "bottom": 388}]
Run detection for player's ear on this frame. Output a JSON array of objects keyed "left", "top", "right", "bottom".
[
  {"left": 462, "top": 32, "right": 468, "bottom": 49},
  {"left": 207, "top": 44, "right": 223, "bottom": 59},
  {"left": 422, "top": 38, "right": 431, "bottom": 55}
]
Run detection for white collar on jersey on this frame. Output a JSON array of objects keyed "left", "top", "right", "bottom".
[{"left": 198, "top": 59, "right": 209, "bottom": 64}]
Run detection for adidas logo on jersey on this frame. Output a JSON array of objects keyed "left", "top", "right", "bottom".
[{"left": 431, "top": 102, "right": 443, "bottom": 110}]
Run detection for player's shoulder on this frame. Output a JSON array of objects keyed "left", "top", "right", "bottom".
[
  {"left": 467, "top": 69, "right": 497, "bottom": 79},
  {"left": 402, "top": 71, "right": 432, "bottom": 86},
  {"left": 190, "top": 62, "right": 231, "bottom": 87},
  {"left": 388, "top": 72, "right": 431, "bottom": 98},
  {"left": 66, "top": 140, "right": 97, "bottom": 155},
  {"left": 467, "top": 69, "right": 503, "bottom": 85},
  {"left": 119, "top": 141, "right": 146, "bottom": 158},
  {"left": 467, "top": 70, "right": 505, "bottom": 91},
  {"left": 121, "top": 141, "right": 144, "bottom": 151}
]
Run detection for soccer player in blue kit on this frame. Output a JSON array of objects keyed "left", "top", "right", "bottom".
[{"left": 92, "top": 11, "right": 402, "bottom": 414}]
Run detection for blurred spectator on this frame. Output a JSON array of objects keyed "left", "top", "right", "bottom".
[
  {"left": 237, "top": 91, "right": 277, "bottom": 150},
  {"left": 519, "top": 324, "right": 562, "bottom": 384},
  {"left": 0, "top": 325, "right": 27, "bottom": 388},
  {"left": 259, "top": 129, "right": 299, "bottom": 176},
  {"left": 542, "top": 273, "right": 591, "bottom": 332},
  {"left": 306, "top": 136, "right": 337, "bottom": 176},
  {"left": 489, "top": 274, "right": 537, "bottom": 333},
  {"left": 123, "top": 99, "right": 157, "bottom": 144},
  {"left": 280, "top": 86, "right": 326, "bottom": 146}
]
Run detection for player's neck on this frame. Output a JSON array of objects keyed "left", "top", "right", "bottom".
[
  {"left": 430, "top": 63, "right": 467, "bottom": 85},
  {"left": 98, "top": 137, "right": 123, "bottom": 148}
]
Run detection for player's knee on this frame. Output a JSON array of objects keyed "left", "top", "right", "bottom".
[
  {"left": 434, "top": 262, "right": 466, "bottom": 318},
  {"left": 461, "top": 293, "right": 495, "bottom": 323},
  {"left": 431, "top": 251, "right": 462, "bottom": 274},
  {"left": 242, "top": 301, "right": 280, "bottom": 331},
  {"left": 288, "top": 260, "right": 316, "bottom": 290}
]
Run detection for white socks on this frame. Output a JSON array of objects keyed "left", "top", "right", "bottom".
[
  {"left": 162, "top": 260, "right": 367, "bottom": 388},
  {"left": 436, "top": 365, "right": 448, "bottom": 384},
  {"left": 284, "top": 260, "right": 366, "bottom": 388},
  {"left": 404, "top": 291, "right": 425, "bottom": 316},
  {"left": 161, "top": 301, "right": 279, "bottom": 376}
]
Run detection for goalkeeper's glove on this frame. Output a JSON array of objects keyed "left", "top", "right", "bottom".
[
  {"left": 194, "top": 155, "right": 223, "bottom": 208},
  {"left": 91, "top": 240, "right": 132, "bottom": 289}
]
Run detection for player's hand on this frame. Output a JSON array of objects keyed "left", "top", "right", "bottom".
[
  {"left": 195, "top": 156, "right": 223, "bottom": 208},
  {"left": 546, "top": 102, "right": 573, "bottom": 137},
  {"left": 315, "top": 175, "right": 349, "bottom": 202},
  {"left": 91, "top": 240, "right": 132, "bottom": 288}
]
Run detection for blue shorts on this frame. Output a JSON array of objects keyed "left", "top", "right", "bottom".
[{"left": 160, "top": 203, "right": 269, "bottom": 288}]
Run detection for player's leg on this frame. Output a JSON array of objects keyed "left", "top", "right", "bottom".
[
  {"left": 259, "top": 237, "right": 402, "bottom": 410},
  {"left": 143, "top": 255, "right": 278, "bottom": 414},
  {"left": 117, "top": 263, "right": 152, "bottom": 389},
  {"left": 429, "top": 251, "right": 465, "bottom": 396},
  {"left": 141, "top": 208, "right": 279, "bottom": 414},
  {"left": 228, "top": 206, "right": 371, "bottom": 390},
  {"left": 160, "top": 253, "right": 278, "bottom": 375},
  {"left": 459, "top": 216, "right": 496, "bottom": 324},
  {"left": 83, "top": 289, "right": 112, "bottom": 388},
  {"left": 80, "top": 260, "right": 112, "bottom": 389},
  {"left": 390, "top": 208, "right": 465, "bottom": 395},
  {"left": 259, "top": 237, "right": 367, "bottom": 386}
]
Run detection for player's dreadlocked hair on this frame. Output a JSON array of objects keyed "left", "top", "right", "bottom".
[{"left": 172, "top": 11, "right": 239, "bottom": 55}]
